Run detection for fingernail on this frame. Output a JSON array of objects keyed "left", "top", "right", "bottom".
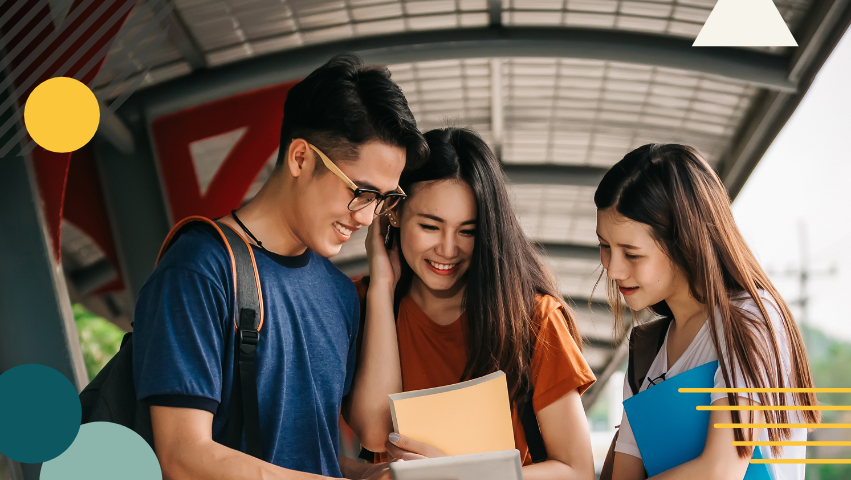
[{"left": 389, "top": 433, "right": 400, "bottom": 443}]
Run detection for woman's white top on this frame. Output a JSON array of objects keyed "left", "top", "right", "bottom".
[{"left": 614, "top": 290, "right": 806, "bottom": 480}]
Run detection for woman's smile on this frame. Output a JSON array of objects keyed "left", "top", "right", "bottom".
[{"left": 425, "top": 259, "right": 459, "bottom": 275}]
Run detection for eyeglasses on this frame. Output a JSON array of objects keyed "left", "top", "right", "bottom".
[
  {"left": 306, "top": 142, "right": 406, "bottom": 216},
  {"left": 647, "top": 372, "right": 667, "bottom": 388}
]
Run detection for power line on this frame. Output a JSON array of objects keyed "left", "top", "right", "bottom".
[{"left": 766, "top": 220, "right": 837, "bottom": 329}]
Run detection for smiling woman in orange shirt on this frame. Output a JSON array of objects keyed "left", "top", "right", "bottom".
[{"left": 343, "top": 128, "right": 597, "bottom": 480}]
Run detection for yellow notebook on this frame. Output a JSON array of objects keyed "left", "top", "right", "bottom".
[{"left": 388, "top": 371, "right": 515, "bottom": 456}]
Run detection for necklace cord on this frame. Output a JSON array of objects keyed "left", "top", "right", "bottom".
[{"left": 231, "top": 209, "right": 265, "bottom": 250}]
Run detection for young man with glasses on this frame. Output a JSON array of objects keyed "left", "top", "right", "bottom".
[{"left": 131, "top": 54, "right": 428, "bottom": 480}]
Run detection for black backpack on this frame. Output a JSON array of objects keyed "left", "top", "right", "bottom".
[
  {"left": 598, "top": 316, "right": 673, "bottom": 480},
  {"left": 355, "top": 276, "right": 550, "bottom": 464},
  {"left": 79, "top": 217, "right": 266, "bottom": 458}
]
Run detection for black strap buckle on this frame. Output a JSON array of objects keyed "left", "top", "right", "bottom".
[{"left": 239, "top": 329, "right": 259, "bottom": 348}]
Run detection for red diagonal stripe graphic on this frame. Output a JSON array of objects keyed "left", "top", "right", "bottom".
[{"left": 0, "top": 0, "right": 134, "bottom": 259}]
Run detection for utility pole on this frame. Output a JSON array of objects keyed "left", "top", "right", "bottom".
[{"left": 768, "top": 221, "right": 837, "bottom": 341}]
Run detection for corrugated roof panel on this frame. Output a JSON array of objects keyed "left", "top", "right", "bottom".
[
  {"left": 620, "top": 1, "right": 674, "bottom": 19},
  {"left": 505, "top": 0, "right": 809, "bottom": 42},
  {"left": 403, "top": 0, "right": 457, "bottom": 16},
  {"left": 351, "top": 3, "right": 404, "bottom": 21},
  {"left": 94, "top": 2, "right": 185, "bottom": 90},
  {"left": 97, "top": 0, "right": 818, "bottom": 95},
  {"left": 497, "top": 57, "right": 755, "bottom": 167}
]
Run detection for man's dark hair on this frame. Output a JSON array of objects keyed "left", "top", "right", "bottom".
[{"left": 277, "top": 54, "right": 428, "bottom": 170}]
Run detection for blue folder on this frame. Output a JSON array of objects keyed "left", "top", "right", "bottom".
[{"left": 623, "top": 361, "right": 772, "bottom": 479}]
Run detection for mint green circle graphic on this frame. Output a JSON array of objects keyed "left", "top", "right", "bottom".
[
  {"left": 41, "top": 422, "right": 162, "bottom": 480},
  {"left": 0, "top": 364, "right": 81, "bottom": 463}
]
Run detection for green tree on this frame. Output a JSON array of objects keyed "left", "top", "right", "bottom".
[
  {"left": 802, "top": 324, "right": 851, "bottom": 480},
  {"left": 73, "top": 303, "right": 124, "bottom": 381}
]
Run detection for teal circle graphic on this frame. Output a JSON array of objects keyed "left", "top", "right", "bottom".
[
  {"left": 41, "top": 422, "right": 162, "bottom": 480},
  {"left": 0, "top": 364, "right": 81, "bottom": 463}
]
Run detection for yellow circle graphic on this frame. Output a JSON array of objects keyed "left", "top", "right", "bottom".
[{"left": 24, "top": 77, "right": 100, "bottom": 153}]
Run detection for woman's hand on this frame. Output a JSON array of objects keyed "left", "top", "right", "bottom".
[
  {"left": 384, "top": 433, "right": 445, "bottom": 461},
  {"left": 366, "top": 215, "right": 401, "bottom": 292},
  {"left": 359, "top": 461, "right": 394, "bottom": 480},
  {"left": 340, "top": 456, "right": 396, "bottom": 480},
  {"left": 344, "top": 215, "right": 405, "bottom": 451}
]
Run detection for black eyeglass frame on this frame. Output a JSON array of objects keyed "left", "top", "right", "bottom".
[
  {"left": 647, "top": 372, "right": 667, "bottom": 387},
  {"left": 304, "top": 141, "right": 407, "bottom": 216}
]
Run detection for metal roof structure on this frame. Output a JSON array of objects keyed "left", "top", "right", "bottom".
[{"left": 59, "top": 0, "right": 851, "bottom": 408}]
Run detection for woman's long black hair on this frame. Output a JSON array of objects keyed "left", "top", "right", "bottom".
[{"left": 392, "top": 127, "right": 582, "bottom": 408}]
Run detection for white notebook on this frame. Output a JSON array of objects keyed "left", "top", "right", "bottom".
[{"left": 389, "top": 449, "right": 523, "bottom": 480}]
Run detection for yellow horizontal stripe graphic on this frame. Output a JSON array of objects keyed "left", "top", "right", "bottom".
[
  {"left": 715, "top": 423, "right": 851, "bottom": 428},
  {"left": 750, "top": 459, "right": 851, "bottom": 464},
  {"left": 680, "top": 388, "right": 851, "bottom": 393},
  {"left": 734, "top": 441, "right": 851, "bottom": 446},
  {"left": 697, "top": 406, "right": 851, "bottom": 411}
]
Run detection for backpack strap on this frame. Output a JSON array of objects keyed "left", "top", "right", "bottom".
[
  {"left": 598, "top": 429, "right": 619, "bottom": 480},
  {"left": 627, "top": 316, "right": 673, "bottom": 395},
  {"left": 157, "top": 216, "right": 265, "bottom": 459},
  {"left": 521, "top": 387, "right": 547, "bottom": 463}
]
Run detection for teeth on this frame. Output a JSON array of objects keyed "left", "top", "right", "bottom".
[
  {"left": 427, "top": 260, "right": 457, "bottom": 271},
  {"left": 334, "top": 222, "right": 352, "bottom": 236}
]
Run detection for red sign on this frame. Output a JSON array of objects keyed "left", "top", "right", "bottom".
[{"left": 150, "top": 81, "right": 299, "bottom": 223}]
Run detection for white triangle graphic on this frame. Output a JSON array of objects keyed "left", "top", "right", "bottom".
[
  {"left": 188, "top": 127, "right": 247, "bottom": 196},
  {"left": 693, "top": 0, "right": 797, "bottom": 47}
]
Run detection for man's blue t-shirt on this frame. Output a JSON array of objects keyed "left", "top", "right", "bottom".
[{"left": 132, "top": 223, "right": 359, "bottom": 477}]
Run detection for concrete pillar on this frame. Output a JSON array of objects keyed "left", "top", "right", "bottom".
[{"left": 0, "top": 81, "right": 87, "bottom": 480}]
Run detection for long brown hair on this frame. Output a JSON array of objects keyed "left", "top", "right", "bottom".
[
  {"left": 394, "top": 127, "right": 582, "bottom": 409},
  {"left": 594, "top": 143, "right": 819, "bottom": 457}
]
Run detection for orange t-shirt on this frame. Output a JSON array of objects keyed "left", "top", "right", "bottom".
[{"left": 354, "top": 279, "right": 596, "bottom": 466}]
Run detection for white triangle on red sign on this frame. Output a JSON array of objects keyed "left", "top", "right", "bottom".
[
  {"left": 47, "top": 0, "right": 72, "bottom": 28},
  {"left": 694, "top": 0, "right": 797, "bottom": 47},
  {"left": 189, "top": 127, "right": 247, "bottom": 197}
]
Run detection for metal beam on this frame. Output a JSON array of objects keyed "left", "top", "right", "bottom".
[
  {"left": 120, "top": 26, "right": 799, "bottom": 119},
  {"left": 92, "top": 105, "right": 172, "bottom": 307},
  {"left": 721, "top": 0, "right": 851, "bottom": 198},
  {"left": 153, "top": 0, "right": 206, "bottom": 70},
  {"left": 536, "top": 242, "right": 600, "bottom": 261},
  {"left": 490, "top": 58, "right": 503, "bottom": 159},
  {"left": 69, "top": 258, "right": 117, "bottom": 296},
  {"left": 567, "top": 296, "right": 612, "bottom": 312},
  {"left": 333, "top": 256, "right": 370, "bottom": 277},
  {"left": 488, "top": 0, "right": 502, "bottom": 27},
  {"left": 584, "top": 336, "right": 621, "bottom": 350},
  {"left": 65, "top": 274, "right": 133, "bottom": 332},
  {"left": 0, "top": 118, "right": 88, "bottom": 394},
  {"left": 503, "top": 163, "right": 608, "bottom": 187},
  {"left": 96, "top": 99, "right": 135, "bottom": 154},
  {"left": 582, "top": 327, "right": 630, "bottom": 410},
  {"left": 789, "top": 0, "right": 851, "bottom": 84},
  {"left": 0, "top": 453, "right": 24, "bottom": 480}
]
